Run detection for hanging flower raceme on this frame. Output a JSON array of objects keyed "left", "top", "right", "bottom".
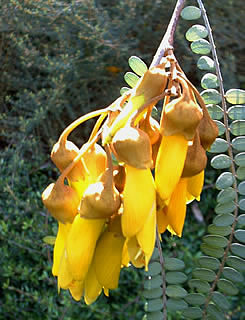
[{"left": 42, "top": 53, "right": 218, "bottom": 303}]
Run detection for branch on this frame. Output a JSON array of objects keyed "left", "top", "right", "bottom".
[{"left": 150, "top": 0, "right": 187, "bottom": 68}]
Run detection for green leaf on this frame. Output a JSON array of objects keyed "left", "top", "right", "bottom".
[
  {"left": 166, "top": 271, "right": 187, "bottom": 284},
  {"left": 239, "top": 199, "right": 245, "bottom": 211},
  {"left": 225, "top": 89, "right": 245, "bottom": 104},
  {"left": 188, "top": 279, "right": 211, "bottom": 293},
  {"left": 185, "top": 24, "right": 208, "bottom": 42},
  {"left": 222, "top": 267, "right": 244, "bottom": 283},
  {"left": 207, "top": 303, "right": 225, "bottom": 320},
  {"left": 228, "top": 105, "right": 245, "bottom": 120},
  {"left": 234, "top": 152, "right": 245, "bottom": 166},
  {"left": 193, "top": 268, "right": 216, "bottom": 282},
  {"left": 235, "top": 229, "right": 245, "bottom": 243},
  {"left": 212, "top": 291, "right": 230, "bottom": 311},
  {"left": 184, "top": 293, "right": 205, "bottom": 305},
  {"left": 232, "top": 136, "right": 245, "bottom": 151},
  {"left": 191, "top": 39, "right": 211, "bottom": 54},
  {"left": 211, "top": 154, "right": 232, "bottom": 169},
  {"left": 213, "top": 213, "right": 235, "bottom": 227},
  {"left": 217, "top": 187, "right": 236, "bottom": 204},
  {"left": 197, "top": 56, "right": 215, "bottom": 71},
  {"left": 201, "top": 73, "right": 219, "bottom": 89},
  {"left": 203, "top": 235, "right": 228, "bottom": 248},
  {"left": 198, "top": 256, "right": 220, "bottom": 270},
  {"left": 230, "top": 120, "right": 245, "bottom": 135},
  {"left": 120, "top": 87, "right": 130, "bottom": 95},
  {"left": 166, "top": 285, "right": 187, "bottom": 298},
  {"left": 216, "top": 172, "right": 234, "bottom": 190},
  {"left": 237, "top": 166, "right": 245, "bottom": 180},
  {"left": 214, "top": 201, "right": 236, "bottom": 214},
  {"left": 231, "top": 243, "right": 245, "bottom": 259},
  {"left": 226, "top": 255, "right": 245, "bottom": 272},
  {"left": 182, "top": 307, "right": 203, "bottom": 319},
  {"left": 166, "top": 298, "right": 188, "bottom": 311},
  {"left": 142, "top": 311, "right": 163, "bottom": 320},
  {"left": 144, "top": 275, "right": 163, "bottom": 290},
  {"left": 151, "top": 248, "right": 160, "bottom": 261},
  {"left": 208, "top": 138, "right": 228, "bottom": 153},
  {"left": 217, "top": 278, "right": 239, "bottom": 295},
  {"left": 164, "top": 257, "right": 185, "bottom": 271},
  {"left": 181, "top": 6, "right": 201, "bottom": 20},
  {"left": 145, "top": 262, "right": 162, "bottom": 277},
  {"left": 128, "top": 56, "right": 148, "bottom": 76},
  {"left": 201, "top": 243, "right": 224, "bottom": 258},
  {"left": 124, "top": 72, "right": 140, "bottom": 88},
  {"left": 238, "top": 181, "right": 245, "bottom": 195},
  {"left": 208, "top": 224, "right": 231, "bottom": 236},
  {"left": 214, "top": 120, "right": 225, "bottom": 136},
  {"left": 207, "top": 104, "right": 223, "bottom": 120},
  {"left": 144, "top": 298, "right": 163, "bottom": 312},
  {"left": 238, "top": 214, "right": 245, "bottom": 227},
  {"left": 201, "top": 89, "right": 222, "bottom": 105},
  {"left": 43, "top": 236, "right": 56, "bottom": 245},
  {"left": 142, "top": 288, "right": 163, "bottom": 299}
]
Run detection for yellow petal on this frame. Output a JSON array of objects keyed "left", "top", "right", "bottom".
[
  {"left": 58, "top": 249, "right": 73, "bottom": 290},
  {"left": 157, "top": 207, "right": 169, "bottom": 234},
  {"left": 52, "top": 222, "right": 71, "bottom": 276},
  {"left": 121, "top": 241, "right": 130, "bottom": 267},
  {"left": 122, "top": 165, "right": 156, "bottom": 238},
  {"left": 66, "top": 215, "right": 105, "bottom": 281},
  {"left": 136, "top": 201, "right": 156, "bottom": 270},
  {"left": 187, "top": 170, "right": 204, "bottom": 201},
  {"left": 126, "top": 237, "right": 145, "bottom": 268},
  {"left": 84, "top": 261, "right": 102, "bottom": 305},
  {"left": 68, "top": 280, "right": 84, "bottom": 301},
  {"left": 155, "top": 135, "right": 188, "bottom": 203},
  {"left": 165, "top": 178, "right": 188, "bottom": 237},
  {"left": 94, "top": 231, "right": 125, "bottom": 289},
  {"left": 103, "top": 287, "right": 109, "bottom": 297}
]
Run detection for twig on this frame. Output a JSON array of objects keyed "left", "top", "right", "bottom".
[
  {"left": 150, "top": 0, "right": 187, "bottom": 68},
  {"left": 196, "top": 1, "right": 239, "bottom": 318}
]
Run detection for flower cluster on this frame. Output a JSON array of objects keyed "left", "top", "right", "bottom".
[{"left": 42, "top": 54, "right": 218, "bottom": 303}]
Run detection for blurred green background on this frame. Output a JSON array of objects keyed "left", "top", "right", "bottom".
[{"left": 0, "top": 0, "right": 244, "bottom": 319}]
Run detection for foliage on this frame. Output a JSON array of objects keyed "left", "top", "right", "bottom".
[{"left": 0, "top": 0, "right": 245, "bottom": 319}]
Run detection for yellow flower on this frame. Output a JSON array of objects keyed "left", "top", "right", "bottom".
[
  {"left": 164, "top": 178, "right": 188, "bottom": 237},
  {"left": 68, "top": 280, "right": 84, "bottom": 301},
  {"left": 94, "top": 230, "right": 125, "bottom": 290},
  {"left": 186, "top": 170, "right": 205, "bottom": 203},
  {"left": 84, "top": 260, "right": 102, "bottom": 305},
  {"left": 155, "top": 134, "right": 188, "bottom": 205},
  {"left": 121, "top": 165, "right": 156, "bottom": 238},
  {"left": 52, "top": 222, "right": 71, "bottom": 276},
  {"left": 66, "top": 215, "right": 105, "bottom": 281}
]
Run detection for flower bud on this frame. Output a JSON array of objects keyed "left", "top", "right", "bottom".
[
  {"left": 112, "top": 126, "right": 152, "bottom": 169},
  {"left": 42, "top": 182, "right": 80, "bottom": 224}
]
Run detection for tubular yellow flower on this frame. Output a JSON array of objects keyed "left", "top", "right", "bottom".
[
  {"left": 52, "top": 222, "right": 71, "bottom": 276},
  {"left": 155, "top": 134, "right": 188, "bottom": 204},
  {"left": 68, "top": 280, "right": 84, "bottom": 301},
  {"left": 165, "top": 178, "right": 188, "bottom": 237},
  {"left": 122, "top": 165, "right": 156, "bottom": 238},
  {"left": 58, "top": 249, "right": 73, "bottom": 290},
  {"left": 156, "top": 207, "right": 169, "bottom": 234},
  {"left": 186, "top": 170, "right": 205, "bottom": 203},
  {"left": 94, "top": 230, "right": 125, "bottom": 290},
  {"left": 136, "top": 200, "right": 156, "bottom": 270},
  {"left": 66, "top": 215, "right": 105, "bottom": 281},
  {"left": 84, "top": 261, "right": 102, "bottom": 305},
  {"left": 126, "top": 237, "right": 145, "bottom": 268}
]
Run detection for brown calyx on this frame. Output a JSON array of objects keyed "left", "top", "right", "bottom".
[{"left": 111, "top": 126, "right": 152, "bottom": 169}]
